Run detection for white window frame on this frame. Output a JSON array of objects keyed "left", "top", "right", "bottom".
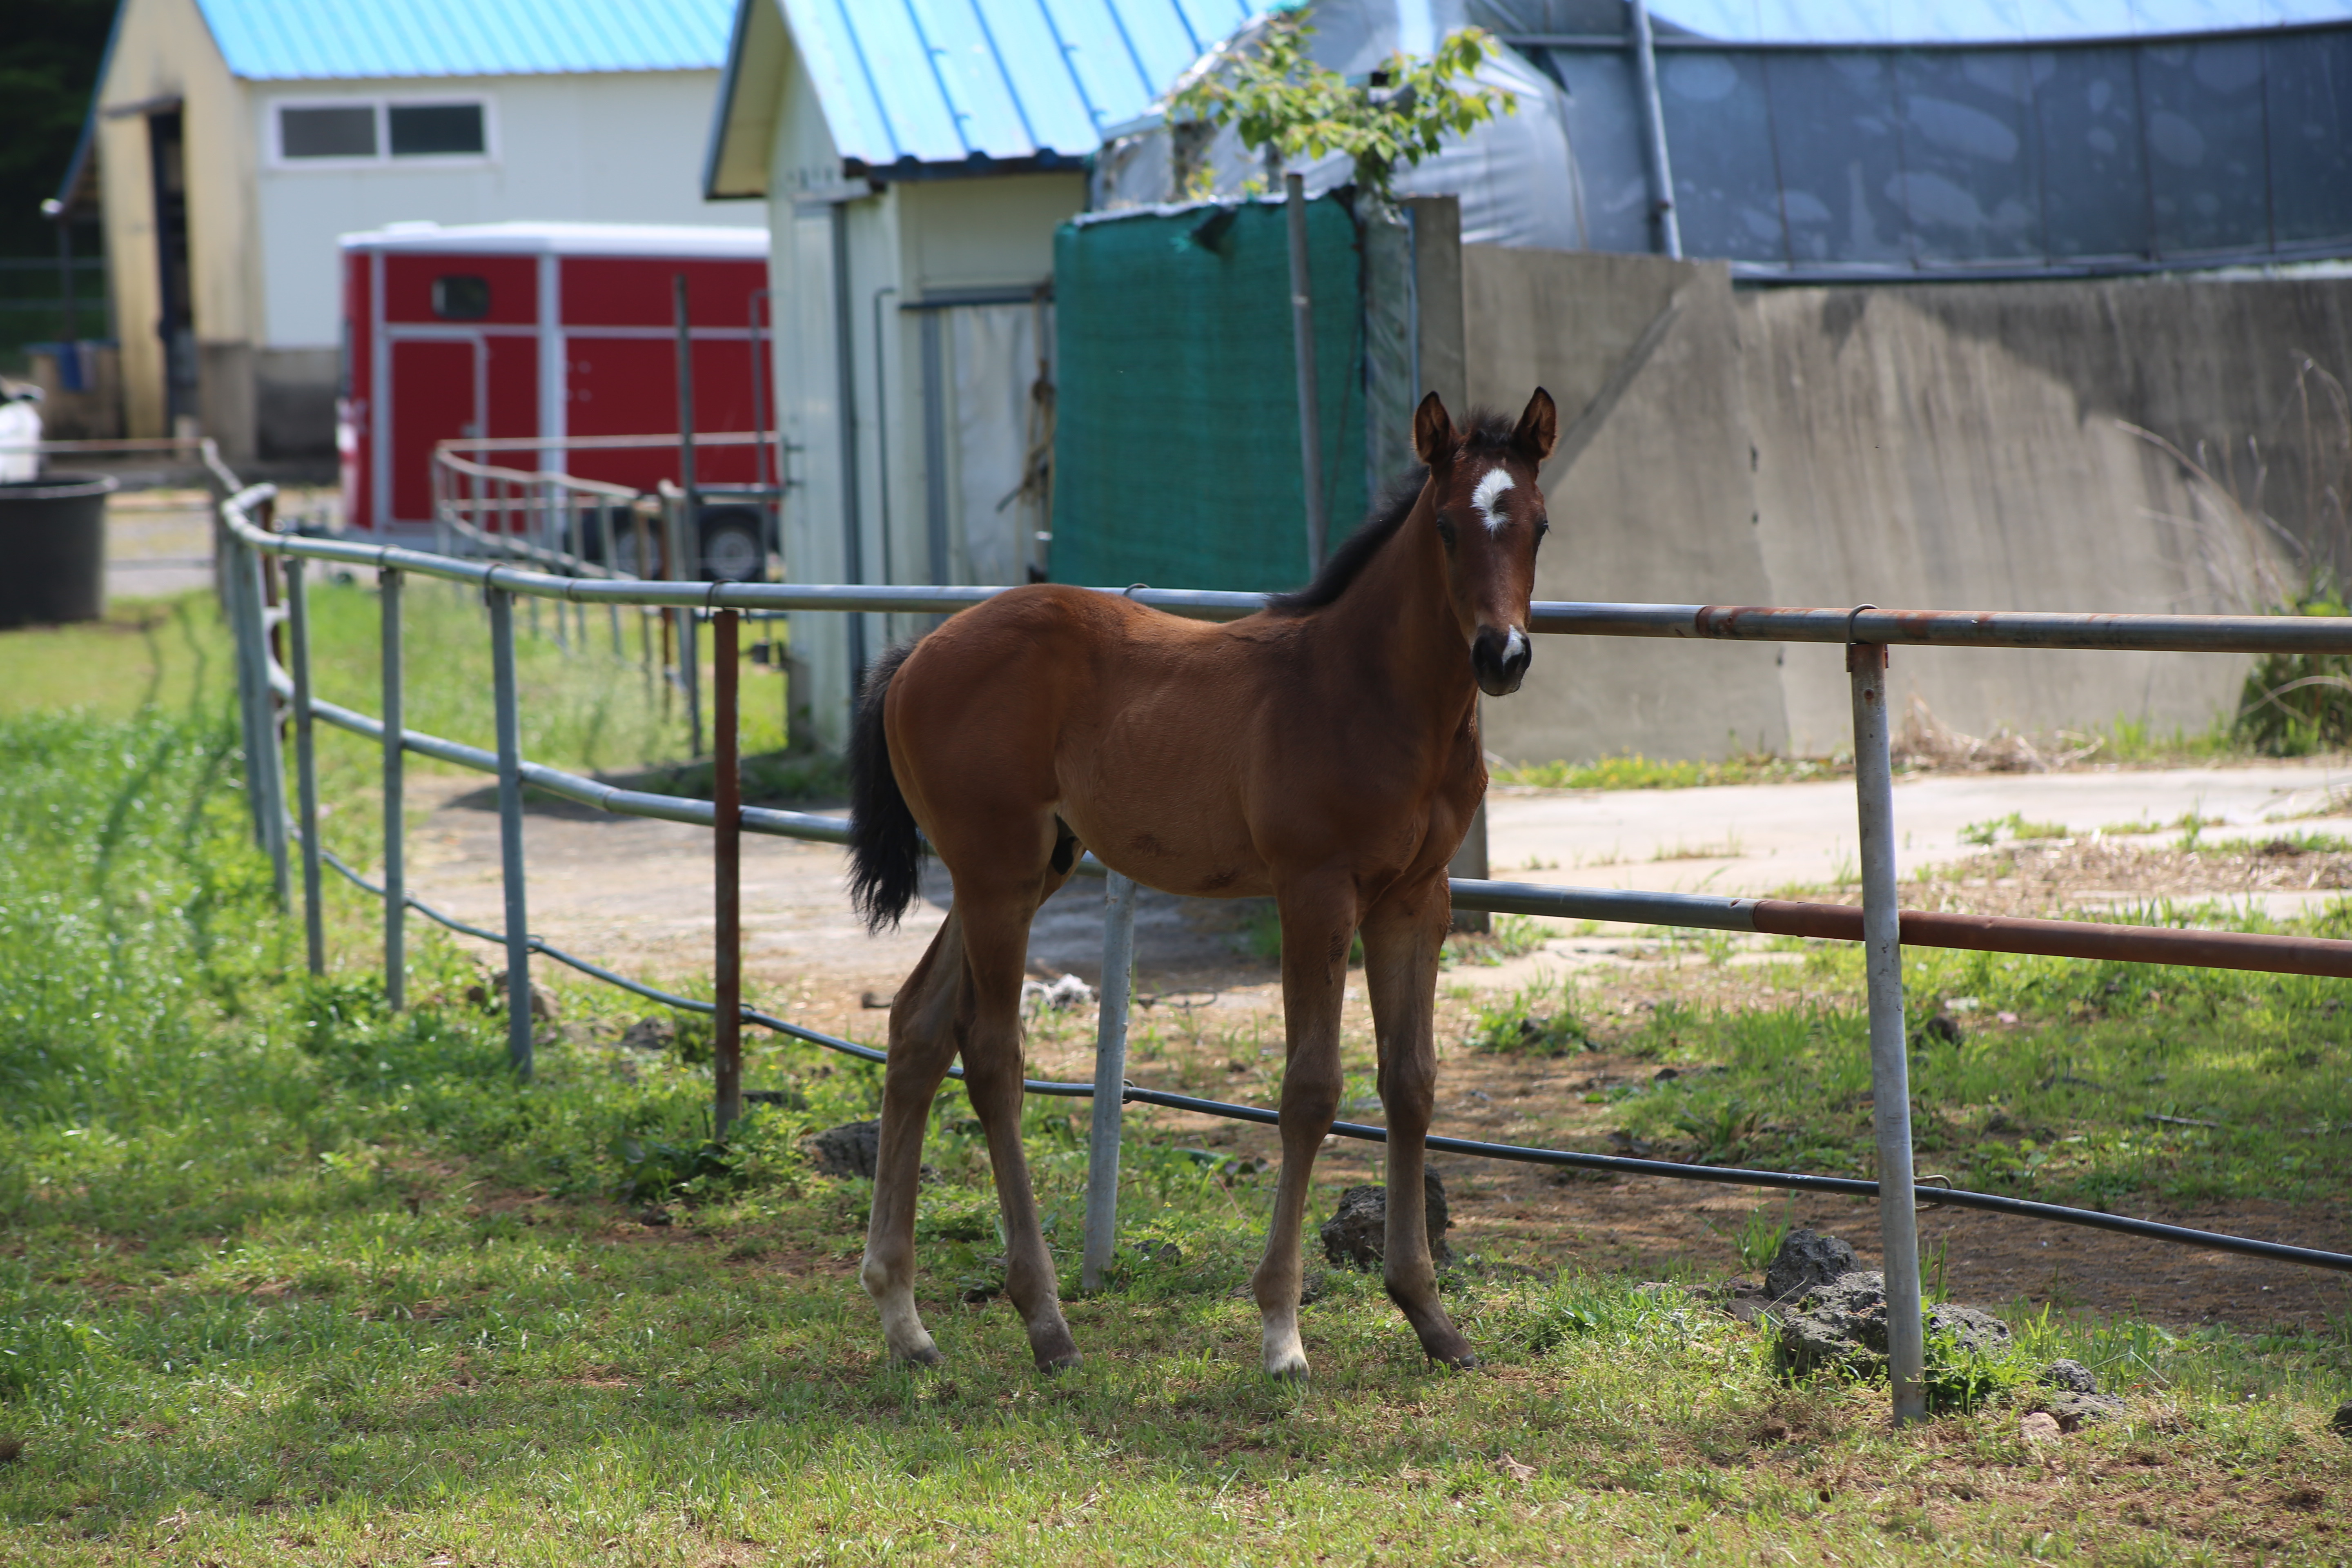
[{"left": 269, "top": 95, "right": 499, "bottom": 170}]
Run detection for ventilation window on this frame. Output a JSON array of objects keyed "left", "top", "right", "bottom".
[
  {"left": 390, "top": 103, "right": 485, "bottom": 157},
  {"left": 431, "top": 275, "right": 491, "bottom": 321},
  {"left": 279, "top": 105, "right": 377, "bottom": 159}
]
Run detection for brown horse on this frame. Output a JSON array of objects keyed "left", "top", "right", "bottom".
[{"left": 846, "top": 388, "right": 1557, "bottom": 1377}]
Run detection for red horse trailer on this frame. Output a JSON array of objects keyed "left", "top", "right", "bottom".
[{"left": 340, "top": 220, "right": 773, "bottom": 559}]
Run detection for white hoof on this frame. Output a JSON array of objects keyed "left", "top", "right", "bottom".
[
  {"left": 1261, "top": 1319, "right": 1310, "bottom": 1379},
  {"left": 865, "top": 1259, "right": 938, "bottom": 1365}
]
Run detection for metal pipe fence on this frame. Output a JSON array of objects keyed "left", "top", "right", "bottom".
[{"left": 211, "top": 477, "right": 2352, "bottom": 1428}]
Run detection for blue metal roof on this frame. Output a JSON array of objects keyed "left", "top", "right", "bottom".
[
  {"left": 780, "top": 0, "right": 1258, "bottom": 167},
  {"left": 196, "top": 0, "right": 736, "bottom": 80},
  {"left": 1648, "top": 0, "right": 2352, "bottom": 45}
]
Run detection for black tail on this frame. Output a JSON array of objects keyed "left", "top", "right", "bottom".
[{"left": 848, "top": 639, "right": 925, "bottom": 933}]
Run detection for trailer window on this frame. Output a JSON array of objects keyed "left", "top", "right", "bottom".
[
  {"left": 279, "top": 105, "right": 377, "bottom": 159},
  {"left": 432, "top": 275, "right": 491, "bottom": 321}
]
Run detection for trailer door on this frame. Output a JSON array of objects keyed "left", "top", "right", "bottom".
[{"left": 389, "top": 336, "right": 483, "bottom": 525}]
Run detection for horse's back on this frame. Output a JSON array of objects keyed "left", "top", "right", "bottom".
[{"left": 886, "top": 585, "right": 1280, "bottom": 895}]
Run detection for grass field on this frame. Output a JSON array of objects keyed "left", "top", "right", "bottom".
[{"left": 3, "top": 592, "right": 2350, "bottom": 1563}]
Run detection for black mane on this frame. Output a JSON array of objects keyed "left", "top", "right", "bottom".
[{"left": 1265, "top": 409, "right": 1518, "bottom": 615}]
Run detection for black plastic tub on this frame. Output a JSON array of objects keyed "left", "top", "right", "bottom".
[{"left": 0, "top": 471, "right": 116, "bottom": 628}]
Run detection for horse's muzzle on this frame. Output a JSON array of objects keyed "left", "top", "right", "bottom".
[{"left": 1472, "top": 625, "right": 1531, "bottom": 697}]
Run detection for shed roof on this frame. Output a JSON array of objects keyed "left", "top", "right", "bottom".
[
  {"left": 706, "top": 0, "right": 1257, "bottom": 192},
  {"left": 194, "top": 0, "right": 736, "bottom": 80}
]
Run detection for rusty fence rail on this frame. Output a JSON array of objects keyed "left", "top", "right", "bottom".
[{"left": 213, "top": 481, "right": 2352, "bottom": 1426}]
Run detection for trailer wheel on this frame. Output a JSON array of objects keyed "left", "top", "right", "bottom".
[{"left": 698, "top": 508, "right": 766, "bottom": 581}]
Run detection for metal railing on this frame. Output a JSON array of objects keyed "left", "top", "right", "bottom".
[{"left": 211, "top": 480, "right": 2352, "bottom": 1426}]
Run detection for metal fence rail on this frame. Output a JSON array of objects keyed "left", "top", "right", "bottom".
[{"left": 212, "top": 477, "right": 2352, "bottom": 1425}]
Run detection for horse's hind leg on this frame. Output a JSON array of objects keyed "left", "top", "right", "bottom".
[
  {"left": 955, "top": 883, "right": 1081, "bottom": 1371},
  {"left": 862, "top": 907, "right": 969, "bottom": 1366},
  {"left": 1361, "top": 876, "right": 1475, "bottom": 1368}
]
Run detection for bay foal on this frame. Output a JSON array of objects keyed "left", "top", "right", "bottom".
[{"left": 847, "top": 389, "right": 1558, "bottom": 1377}]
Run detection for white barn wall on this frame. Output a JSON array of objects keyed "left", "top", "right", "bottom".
[
  {"left": 253, "top": 70, "right": 760, "bottom": 351},
  {"left": 767, "top": 49, "right": 857, "bottom": 753}
]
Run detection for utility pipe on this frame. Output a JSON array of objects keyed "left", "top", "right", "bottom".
[{"left": 1630, "top": 0, "right": 1683, "bottom": 259}]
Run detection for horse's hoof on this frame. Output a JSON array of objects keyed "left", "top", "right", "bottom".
[
  {"left": 1029, "top": 1325, "right": 1081, "bottom": 1373},
  {"left": 1431, "top": 1349, "right": 1479, "bottom": 1371},
  {"left": 892, "top": 1343, "right": 944, "bottom": 1369},
  {"left": 1263, "top": 1350, "right": 1312, "bottom": 1381}
]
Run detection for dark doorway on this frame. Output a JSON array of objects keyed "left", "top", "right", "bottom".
[{"left": 147, "top": 109, "right": 196, "bottom": 429}]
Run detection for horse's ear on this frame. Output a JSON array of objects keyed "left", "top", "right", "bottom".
[
  {"left": 1413, "top": 391, "right": 1456, "bottom": 466},
  {"left": 1513, "top": 387, "right": 1558, "bottom": 464}
]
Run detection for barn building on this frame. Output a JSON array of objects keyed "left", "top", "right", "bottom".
[
  {"left": 58, "top": 0, "right": 761, "bottom": 460},
  {"left": 702, "top": 0, "right": 1254, "bottom": 750}
]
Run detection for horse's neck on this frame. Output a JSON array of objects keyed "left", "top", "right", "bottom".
[{"left": 1317, "top": 499, "right": 1475, "bottom": 733}]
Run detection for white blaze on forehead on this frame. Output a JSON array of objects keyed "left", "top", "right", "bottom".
[{"left": 1471, "top": 466, "right": 1516, "bottom": 533}]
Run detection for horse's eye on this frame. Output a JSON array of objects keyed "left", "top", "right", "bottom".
[
  {"left": 1535, "top": 518, "right": 1551, "bottom": 543},
  {"left": 1434, "top": 511, "right": 1458, "bottom": 550}
]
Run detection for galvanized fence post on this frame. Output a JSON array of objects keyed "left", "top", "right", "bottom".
[
  {"left": 223, "top": 526, "right": 270, "bottom": 852},
  {"left": 380, "top": 567, "right": 406, "bottom": 1009},
  {"left": 286, "top": 557, "right": 326, "bottom": 975},
  {"left": 1082, "top": 871, "right": 1140, "bottom": 1292},
  {"left": 713, "top": 606, "right": 744, "bottom": 1138},
  {"left": 488, "top": 583, "right": 535, "bottom": 1078},
  {"left": 244, "top": 530, "right": 292, "bottom": 909},
  {"left": 1849, "top": 637, "right": 1926, "bottom": 1425}
]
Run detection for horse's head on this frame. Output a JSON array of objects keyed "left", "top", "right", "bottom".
[{"left": 1413, "top": 387, "right": 1557, "bottom": 697}]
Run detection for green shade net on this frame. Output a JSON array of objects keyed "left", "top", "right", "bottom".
[{"left": 1049, "top": 196, "right": 1367, "bottom": 595}]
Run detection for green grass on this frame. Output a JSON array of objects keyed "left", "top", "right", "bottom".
[
  {"left": 1513, "top": 933, "right": 2352, "bottom": 1209},
  {"left": 1959, "top": 813, "right": 2071, "bottom": 847},
  {"left": 1492, "top": 751, "right": 1842, "bottom": 791},
  {"left": 1494, "top": 713, "right": 2272, "bottom": 794},
  {"left": 4, "top": 618, "right": 2352, "bottom": 1561}
]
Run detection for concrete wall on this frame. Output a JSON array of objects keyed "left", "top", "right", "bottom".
[
  {"left": 1463, "top": 248, "right": 1792, "bottom": 765},
  {"left": 1465, "top": 249, "right": 2337, "bottom": 765}
]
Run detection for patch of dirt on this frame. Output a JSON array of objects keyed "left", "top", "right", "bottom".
[
  {"left": 1911, "top": 836, "right": 2352, "bottom": 916},
  {"left": 399, "top": 771, "right": 2352, "bottom": 1338}
]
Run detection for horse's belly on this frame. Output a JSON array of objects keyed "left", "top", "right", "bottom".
[{"left": 1059, "top": 792, "right": 1270, "bottom": 900}]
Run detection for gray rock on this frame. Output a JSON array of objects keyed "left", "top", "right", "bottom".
[
  {"left": 1765, "top": 1228, "right": 1859, "bottom": 1304},
  {"left": 2330, "top": 1400, "right": 2352, "bottom": 1437},
  {"left": 617, "top": 1016, "right": 674, "bottom": 1053},
  {"left": 2040, "top": 1359, "right": 2099, "bottom": 1394},
  {"left": 1775, "top": 1271, "right": 2011, "bottom": 1377},
  {"left": 808, "top": 1119, "right": 880, "bottom": 1180},
  {"left": 2043, "top": 1390, "right": 2129, "bottom": 1429},
  {"left": 1319, "top": 1173, "right": 1453, "bottom": 1270},
  {"left": 469, "top": 971, "right": 557, "bottom": 1019}
]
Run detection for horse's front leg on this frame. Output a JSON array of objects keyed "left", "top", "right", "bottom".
[
  {"left": 1361, "top": 875, "right": 1475, "bottom": 1367},
  {"left": 1251, "top": 874, "right": 1357, "bottom": 1378}
]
